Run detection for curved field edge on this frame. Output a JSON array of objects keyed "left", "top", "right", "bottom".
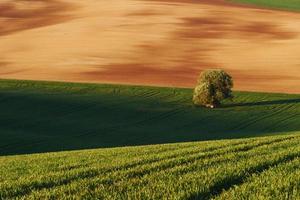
[
  {"left": 0, "top": 79, "right": 299, "bottom": 156},
  {"left": 1, "top": 133, "right": 300, "bottom": 199},
  {"left": 229, "top": 0, "right": 300, "bottom": 12}
]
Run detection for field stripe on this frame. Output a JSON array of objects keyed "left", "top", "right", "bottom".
[{"left": 1, "top": 135, "right": 298, "bottom": 199}]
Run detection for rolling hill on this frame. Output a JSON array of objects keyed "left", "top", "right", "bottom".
[
  {"left": 1, "top": 133, "right": 300, "bottom": 199},
  {"left": 1, "top": 0, "right": 300, "bottom": 199},
  {"left": 1, "top": 0, "right": 300, "bottom": 93},
  {"left": 0, "top": 79, "right": 299, "bottom": 156},
  {"left": 231, "top": 0, "right": 300, "bottom": 11}
]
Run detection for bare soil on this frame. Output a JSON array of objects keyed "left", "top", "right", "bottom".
[{"left": 0, "top": 0, "right": 300, "bottom": 93}]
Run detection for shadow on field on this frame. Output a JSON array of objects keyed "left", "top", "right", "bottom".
[
  {"left": 225, "top": 98, "right": 300, "bottom": 107},
  {"left": 0, "top": 80, "right": 300, "bottom": 156}
]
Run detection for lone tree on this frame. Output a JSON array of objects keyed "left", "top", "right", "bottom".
[{"left": 193, "top": 69, "right": 233, "bottom": 108}]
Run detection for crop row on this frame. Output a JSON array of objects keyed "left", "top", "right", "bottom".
[{"left": 1, "top": 134, "right": 300, "bottom": 199}]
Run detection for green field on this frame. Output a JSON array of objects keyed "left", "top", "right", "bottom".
[
  {"left": 1, "top": 134, "right": 300, "bottom": 199},
  {"left": 231, "top": 0, "right": 300, "bottom": 11},
  {"left": 0, "top": 79, "right": 299, "bottom": 156},
  {"left": 1, "top": 1, "right": 300, "bottom": 199}
]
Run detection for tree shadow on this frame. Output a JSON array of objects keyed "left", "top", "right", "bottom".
[{"left": 224, "top": 98, "right": 300, "bottom": 108}]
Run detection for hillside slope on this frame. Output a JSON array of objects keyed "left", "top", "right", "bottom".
[
  {"left": 231, "top": 0, "right": 300, "bottom": 11},
  {"left": 0, "top": 80, "right": 299, "bottom": 156},
  {"left": 1, "top": 0, "right": 300, "bottom": 93},
  {"left": 1, "top": 134, "right": 300, "bottom": 199}
]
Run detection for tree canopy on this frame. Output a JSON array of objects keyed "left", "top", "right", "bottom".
[{"left": 193, "top": 69, "right": 233, "bottom": 108}]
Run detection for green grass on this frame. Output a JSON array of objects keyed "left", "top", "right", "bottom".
[
  {"left": 230, "top": 0, "right": 300, "bottom": 11},
  {"left": 0, "top": 79, "right": 299, "bottom": 156},
  {"left": 1, "top": 134, "right": 300, "bottom": 199}
]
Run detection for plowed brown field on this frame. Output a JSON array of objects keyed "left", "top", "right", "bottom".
[{"left": 0, "top": 0, "right": 300, "bottom": 93}]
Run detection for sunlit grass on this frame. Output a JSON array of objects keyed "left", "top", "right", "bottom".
[
  {"left": 1, "top": 134, "right": 300, "bottom": 199},
  {"left": 230, "top": 0, "right": 300, "bottom": 11}
]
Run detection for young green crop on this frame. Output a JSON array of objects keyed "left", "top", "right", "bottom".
[
  {"left": 0, "top": 134, "right": 300, "bottom": 199},
  {"left": 230, "top": 0, "right": 300, "bottom": 12},
  {"left": 216, "top": 158, "right": 300, "bottom": 200},
  {"left": 0, "top": 79, "right": 299, "bottom": 156}
]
